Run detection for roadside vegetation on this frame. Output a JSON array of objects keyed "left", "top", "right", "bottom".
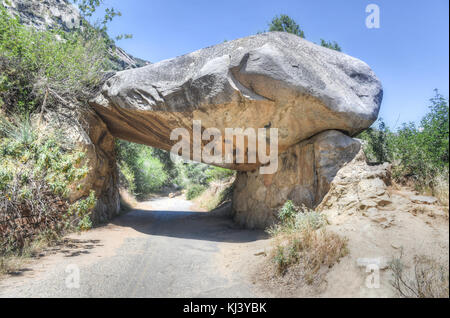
[
  {"left": 0, "top": 116, "right": 97, "bottom": 274},
  {"left": 0, "top": 1, "right": 126, "bottom": 273},
  {"left": 358, "top": 90, "right": 449, "bottom": 205},
  {"left": 116, "top": 139, "right": 235, "bottom": 202},
  {"left": 193, "top": 177, "right": 235, "bottom": 211},
  {"left": 267, "top": 201, "right": 348, "bottom": 285}
]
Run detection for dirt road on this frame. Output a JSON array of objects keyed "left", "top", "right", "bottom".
[{"left": 0, "top": 196, "right": 270, "bottom": 298}]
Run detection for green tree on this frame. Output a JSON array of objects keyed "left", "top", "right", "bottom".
[
  {"left": 0, "top": 4, "right": 108, "bottom": 114},
  {"left": 265, "top": 15, "right": 343, "bottom": 51},
  {"left": 358, "top": 90, "right": 449, "bottom": 191},
  {"left": 359, "top": 118, "right": 392, "bottom": 163},
  {"left": 71, "top": 0, "right": 132, "bottom": 42},
  {"left": 320, "top": 39, "right": 342, "bottom": 52},
  {"left": 268, "top": 14, "right": 305, "bottom": 38},
  {"left": 420, "top": 89, "right": 449, "bottom": 167},
  {"left": 152, "top": 148, "right": 177, "bottom": 179}
]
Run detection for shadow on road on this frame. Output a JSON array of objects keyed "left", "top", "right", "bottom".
[{"left": 112, "top": 206, "right": 268, "bottom": 244}]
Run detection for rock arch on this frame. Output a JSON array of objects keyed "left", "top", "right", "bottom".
[{"left": 90, "top": 32, "right": 382, "bottom": 228}]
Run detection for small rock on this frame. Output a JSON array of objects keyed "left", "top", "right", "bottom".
[
  {"left": 409, "top": 195, "right": 438, "bottom": 205},
  {"left": 254, "top": 250, "right": 267, "bottom": 257},
  {"left": 363, "top": 207, "right": 378, "bottom": 217}
]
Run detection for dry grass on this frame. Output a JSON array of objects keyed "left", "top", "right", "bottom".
[
  {"left": 0, "top": 255, "right": 29, "bottom": 276},
  {"left": 271, "top": 227, "right": 348, "bottom": 285},
  {"left": 389, "top": 254, "right": 449, "bottom": 298},
  {"left": 194, "top": 178, "right": 234, "bottom": 211},
  {"left": 0, "top": 233, "right": 54, "bottom": 276},
  {"left": 268, "top": 206, "right": 348, "bottom": 286},
  {"left": 433, "top": 171, "right": 449, "bottom": 207}
]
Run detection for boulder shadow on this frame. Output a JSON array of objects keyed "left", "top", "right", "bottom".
[{"left": 112, "top": 203, "right": 269, "bottom": 244}]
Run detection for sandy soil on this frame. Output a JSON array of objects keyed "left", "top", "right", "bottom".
[{"left": 219, "top": 186, "right": 449, "bottom": 298}]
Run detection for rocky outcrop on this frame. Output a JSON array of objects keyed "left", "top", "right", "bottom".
[
  {"left": 3, "top": 0, "right": 82, "bottom": 31},
  {"left": 72, "top": 110, "right": 120, "bottom": 224},
  {"left": 3, "top": 0, "right": 148, "bottom": 70},
  {"left": 91, "top": 32, "right": 382, "bottom": 171},
  {"left": 232, "top": 130, "right": 361, "bottom": 228},
  {"left": 5, "top": 1, "right": 384, "bottom": 227},
  {"left": 317, "top": 149, "right": 392, "bottom": 215}
]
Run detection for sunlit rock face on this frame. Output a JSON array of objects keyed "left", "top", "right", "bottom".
[
  {"left": 91, "top": 31, "right": 382, "bottom": 171},
  {"left": 90, "top": 32, "right": 383, "bottom": 228},
  {"left": 232, "top": 130, "right": 361, "bottom": 229},
  {"left": 4, "top": 0, "right": 82, "bottom": 31}
]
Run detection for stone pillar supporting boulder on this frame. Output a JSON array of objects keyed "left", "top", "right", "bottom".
[
  {"left": 232, "top": 130, "right": 361, "bottom": 229},
  {"left": 77, "top": 110, "right": 120, "bottom": 224},
  {"left": 48, "top": 108, "right": 120, "bottom": 225}
]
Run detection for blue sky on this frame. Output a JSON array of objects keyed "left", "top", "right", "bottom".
[{"left": 92, "top": 0, "right": 449, "bottom": 128}]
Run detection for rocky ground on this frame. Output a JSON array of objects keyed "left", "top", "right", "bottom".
[
  {"left": 230, "top": 152, "right": 450, "bottom": 297},
  {"left": 218, "top": 185, "right": 449, "bottom": 298}
]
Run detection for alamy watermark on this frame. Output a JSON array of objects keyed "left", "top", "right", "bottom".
[
  {"left": 357, "top": 257, "right": 388, "bottom": 289},
  {"left": 65, "top": 264, "right": 80, "bottom": 289},
  {"left": 170, "top": 120, "right": 279, "bottom": 174},
  {"left": 366, "top": 4, "right": 380, "bottom": 29}
]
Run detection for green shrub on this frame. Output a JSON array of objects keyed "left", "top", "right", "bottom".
[
  {"left": 269, "top": 202, "right": 328, "bottom": 236},
  {"left": 118, "top": 162, "right": 136, "bottom": 193},
  {"left": 359, "top": 118, "right": 393, "bottom": 164},
  {"left": 184, "top": 162, "right": 211, "bottom": 185},
  {"left": 136, "top": 155, "right": 168, "bottom": 195},
  {"left": 0, "top": 0, "right": 131, "bottom": 258},
  {"left": 0, "top": 116, "right": 90, "bottom": 253},
  {"left": 0, "top": 3, "right": 108, "bottom": 115},
  {"left": 186, "top": 184, "right": 206, "bottom": 200},
  {"left": 115, "top": 140, "right": 169, "bottom": 196},
  {"left": 358, "top": 90, "right": 449, "bottom": 193},
  {"left": 67, "top": 190, "right": 96, "bottom": 231},
  {"left": 295, "top": 211, "right": 328, "bottom": 231},
  {"left": 278, "top": 200, "right": 297, "bottom": 223},
  {"left": 205, "top": 166, "right": 235, "bottom": 183}
]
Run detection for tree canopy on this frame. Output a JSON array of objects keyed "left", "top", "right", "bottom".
[{"left": 268, "top": 14, "right": 305, "bottom": 38}]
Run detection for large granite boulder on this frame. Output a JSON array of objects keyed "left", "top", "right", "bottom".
[
  {"left": 90, "top": 32, "right": 383, "bottom": 227},
  {"left": 91, "top": 32, "right": 382, "bottom": 171}
]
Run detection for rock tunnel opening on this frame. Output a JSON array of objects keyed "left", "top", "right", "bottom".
[{"left": 88, "top": 32, "right": 382, "bottom": 228}]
